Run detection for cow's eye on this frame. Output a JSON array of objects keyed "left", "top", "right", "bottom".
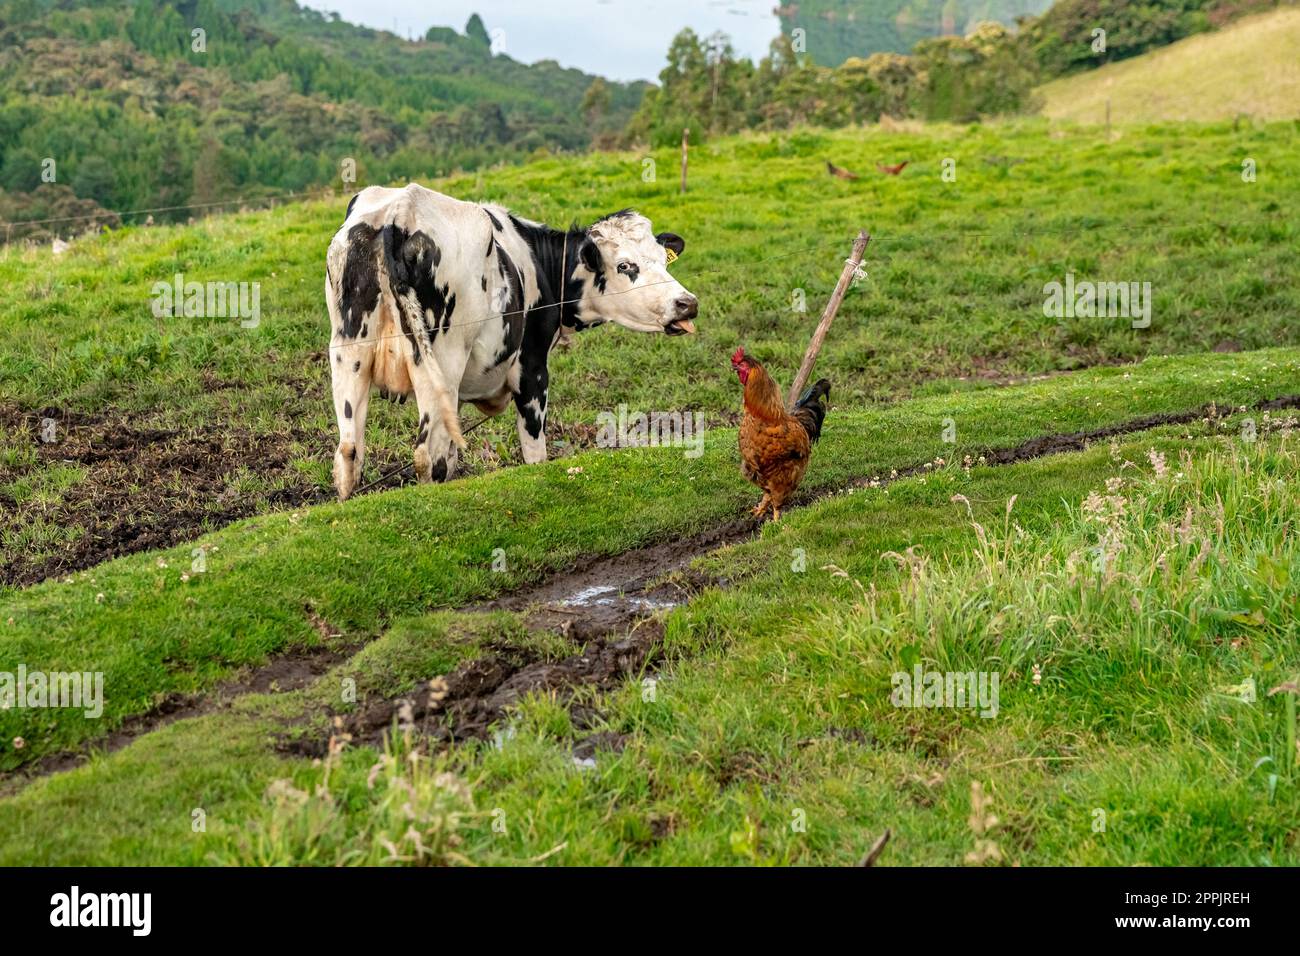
[{"left": 617, "top": 261, "right": 637, "bottom": 278}]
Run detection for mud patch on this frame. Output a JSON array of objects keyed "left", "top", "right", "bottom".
[
  {"left": 286, "top": 617, "right": 666, "bottom": 756},
  {"left": 485, "top": 518, "right": 754, "bottom": 617},
  {"left": 0, "top": 639, "right": 354, "bottom": 793},
  {"left": 0, "top": 405, "right": 330, "bottom": 588},
  {"left": 283, "top": 539, "right": 704, "bottom": 757},
  {"left": 878, "top": 398, "right": 1294, "bottom": 481},
  {"left": 279, "top": 393, "right": 1300, "bottom": 760}
]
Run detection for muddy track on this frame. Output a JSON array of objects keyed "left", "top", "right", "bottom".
[
  {"left": 975, "top": 395, "right": 1300, "bottom": 465},
  {"left": 285, "top": 617, "right": 667, "bottom": 758},
  {"left": 0, "top": 616, "right": 361, "bottom": 794},
  {"left": 285, "top": 394, "right": 1300, "bottom": 758},
  {"left": 6, "top": 394, "right": 1298, "bottom": 784}
]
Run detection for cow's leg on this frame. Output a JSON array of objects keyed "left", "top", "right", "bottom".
[
  {"left": 513, "top": 358, "right": 549, "bottom": 465},
  {"left": 409, "top": 350, "right": 467, "bottom": 483},
  {"left": 329, "top": 337, "right": 373, "bottom": 501},
  {"left": 326, "top": 258, "right": 378, "bottom": 501}
]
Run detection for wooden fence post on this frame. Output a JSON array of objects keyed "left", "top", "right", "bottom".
[{"left": 788, "top": 230, "right": 870, "bottom": 407}]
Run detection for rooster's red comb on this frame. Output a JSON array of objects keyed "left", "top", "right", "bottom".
[{"left": 731, "top": 346, "right": 746, "bottom": 365}]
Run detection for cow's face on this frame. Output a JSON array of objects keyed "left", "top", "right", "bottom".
[{"left": 574, "top": 212, "right": 698, "bottom": 335}]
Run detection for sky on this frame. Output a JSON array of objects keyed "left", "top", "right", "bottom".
[{"left": 300, "top": 0, "right": 782, "bottom": 82}]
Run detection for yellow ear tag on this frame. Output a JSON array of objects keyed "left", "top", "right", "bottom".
[{"left": 664, "top": 247, "right": 679, "bottom": 265}]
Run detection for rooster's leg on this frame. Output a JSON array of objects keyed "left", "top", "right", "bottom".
[{"left": 751, "top": 494, "right": 770, "bottom": 518}]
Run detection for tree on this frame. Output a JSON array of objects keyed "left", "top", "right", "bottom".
[
  {"left": 581, "top": 77, "right": 611, "bottom": 126},
  {"left": 465, "top": 14, "right": 490, "bottom": 49},
  {"left": 75, "top": 155, "right": 118, "bottom": 206},
  {"left": 0, "top": 147, "right": 42, "bottom": 194}
]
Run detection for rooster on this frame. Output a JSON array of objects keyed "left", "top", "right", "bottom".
[
  {"left": 877, "top": 161, "right": 909, "bottom": 176},
  {"left": 731, "top": 347, "right": 831, "bottom": 521}
]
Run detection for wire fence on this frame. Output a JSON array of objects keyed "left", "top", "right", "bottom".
[{"left": 5, "top": 175, "right": 1292, "bottom": 368}]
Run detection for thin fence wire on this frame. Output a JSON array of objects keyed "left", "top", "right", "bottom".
[{"left": 6, "top": 179, "right": 1291, "bottom": 371}]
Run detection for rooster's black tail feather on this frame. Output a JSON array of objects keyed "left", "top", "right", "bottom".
[{"left": 793, "top": 378, "right": 831, "bottom": 443}]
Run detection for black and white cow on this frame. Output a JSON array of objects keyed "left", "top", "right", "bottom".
[{"left": 325, "top": 183, "right": 699, "bottom": 500}]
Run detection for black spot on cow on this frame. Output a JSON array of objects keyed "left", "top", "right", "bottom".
[
  {"left": 481, "top": 275, "right": 487, "bottom": 292},
  {"left": 344, "top": 400, "right": 352, "bottom": 419},
  {"left": 579, "top": 237, "right": 607, "bottom": 294},
  {"left": 430, "top": 457, "right": 448, "bottom": 482},
  {"left": 382, "top": 223, "right": 448, "bottom": 365},
  {"left": 491, "top": 241, "right": 526, "bottom": 366},
  {"left": 508, "top": 211, "right": 608, "bottom": 332},
  {"left": 486, "top": 210, "right": 503, "bottom": 231},
  {"left": 353, "top": 360, "right": 361, "bottom": 372},
  {"left": 338, "top": 223, "right": 381, "bottom": 338},
  {"left": 344, "top": 192, "right": 359, "bottom": 222}
]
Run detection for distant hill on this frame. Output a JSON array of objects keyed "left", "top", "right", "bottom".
[
  {"left": 1017, "top": 0, "right": 1289, "bottom": 77},
  {"left": 1037, "top": 6, "right": 1300, "bottom": 122},
  {"left": 775, "top": 0, "right": 1053, "bottom": 66},
  {"left": 0, "top": 0, "right": 645, "bottom": 238}
]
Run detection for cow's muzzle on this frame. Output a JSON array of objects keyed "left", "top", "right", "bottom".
[{"left": 665, "top": 294, "right": 698, "bottom": 336}]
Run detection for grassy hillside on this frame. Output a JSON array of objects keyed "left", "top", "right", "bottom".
[
  {"left": 1038, "top": 7, "right": 1300, "bottom": 122},
  {"left": 2, "top": 345, "right": 1295, "bottom": 770},
  {"left": 1, "top": 119, "right": 1296, "bottom": 588},
  {"left": 1, "top": 355, "right": 1297, "bottom": 863},
  {"left": 0, "top": 114, "right": 1297, "bottom": 864},
  {"left": 1016, "top": 0, "right": 1285, "bottom": 77}
]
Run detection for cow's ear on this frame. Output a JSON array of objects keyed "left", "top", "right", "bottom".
[
  {"left": 579, "top": 236, "right": 602, "bottom": 273},
  {"left": 656, "top": 232, "right": 685, "bottom": 257}
]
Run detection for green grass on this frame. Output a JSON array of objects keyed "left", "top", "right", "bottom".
[
  {"left": 1, "top": 118, "right": 1298, "bottom": 865},
  {"left": 2, "top": 347, "right": 1296, "bottom": 772},
  {"left": 1038, "top": 7, "right": 1300, "bottom": 124},
  {"left": 0, "top": 119, "right": 1296, "bottom": 502},
  {"left": 2, "top": 416, "right": 1295, "bottom": 865}
]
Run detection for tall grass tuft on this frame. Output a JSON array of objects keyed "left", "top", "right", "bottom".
[{"left": 213, "top": 724, "right": 476, "bottom": 867}]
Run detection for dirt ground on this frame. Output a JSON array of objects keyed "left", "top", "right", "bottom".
[
  {"left": 7, "top": 393, "right": 1298, "bottom": 783},
  {"left": 0, "top": 404, "right": 330, "bottom": 588},
  {"left": 0, "top": 396, "right": 725, "bottom": 590}
]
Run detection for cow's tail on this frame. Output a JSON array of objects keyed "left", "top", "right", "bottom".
[{"left": 381, "top": 222, "right": 465, "bottom": 451}]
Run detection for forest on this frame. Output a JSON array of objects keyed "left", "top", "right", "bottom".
[
  {"left": 0, "top": 0, "right": 1284, "bottom": 237},
  {"left": 0, "top": 0, "right": 644, "bottom": 238}
]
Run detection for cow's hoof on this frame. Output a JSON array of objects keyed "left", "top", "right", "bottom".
[
  {"left": 414, "top": 447, "right": 432, "bottom": 483},
  {"left": 334, "top": 443, "right": 358, "bottom": 500}
]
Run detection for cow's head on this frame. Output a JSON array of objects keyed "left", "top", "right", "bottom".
[{"left": 572, "top": 210, "right": 698, "bottom": 335}]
